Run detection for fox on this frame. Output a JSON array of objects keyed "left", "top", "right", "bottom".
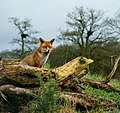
[{"left": 21, "top": 38, "right": 55, "bottom": 68}]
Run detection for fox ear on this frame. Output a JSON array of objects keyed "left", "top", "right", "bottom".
[
  {"left": 50, "top": 38, "right": 55, "bottom": 44},
  {"left": 39, "top": 38, "right": 45, "bottom": 44}
]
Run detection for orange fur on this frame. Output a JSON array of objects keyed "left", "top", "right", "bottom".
[{"left": 21, "top": 38, "right": 55, "bottom": 68}]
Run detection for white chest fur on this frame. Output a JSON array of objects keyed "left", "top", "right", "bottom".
[
  {"left": 38, "top": 52, "right": 50, "bottom": 66},
  {"left": 42, "top": 52, "right": 50, "bottom": 66}
]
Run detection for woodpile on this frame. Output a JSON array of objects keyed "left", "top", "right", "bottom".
[{"left": 0, "top": 56, "right": 120, "bottom": 112}]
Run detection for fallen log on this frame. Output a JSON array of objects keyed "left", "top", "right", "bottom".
[{"left": 0, "top": 56, "right": 93, "bottom": 87}]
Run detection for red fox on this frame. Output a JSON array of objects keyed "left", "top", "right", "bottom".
[{"left": 21, "top": 38, "right": 55, "bottom": 68}]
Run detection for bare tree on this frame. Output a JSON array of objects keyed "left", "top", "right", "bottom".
[
  {"left": 9, "top": 17, "right": 40, "bottom": 58},
  {"left": 105, "top": 9, "right": 120, "bottom": 42},
  {"left": 58, "top": 7, "right": 106, "bottom": 57}
]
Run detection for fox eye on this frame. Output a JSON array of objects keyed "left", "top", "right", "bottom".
[{"left": 43, "top": 47, "right": 47, "bottom": 50}]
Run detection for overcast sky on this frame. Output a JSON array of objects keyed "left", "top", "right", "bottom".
[{"left": 0, "top": 0, "right": 120, "bottom": 51}]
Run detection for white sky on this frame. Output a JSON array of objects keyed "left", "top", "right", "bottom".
[{"left": 0, "top": 0, "right": 120, "bottom": 51}]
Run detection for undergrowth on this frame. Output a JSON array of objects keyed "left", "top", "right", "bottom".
[
  {"left": 80, "top": 74, "right": 120, "bottom": 112},
  {"left": 26, "top": 75, "right": 61, "bottom": 113},
  {"left": 25, "top": 73, "right": 120, "bottom": 113}
]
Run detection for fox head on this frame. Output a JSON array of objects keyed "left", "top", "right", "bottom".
[{"left": 39, "top": 38, "right": 55, "bottom": 54}]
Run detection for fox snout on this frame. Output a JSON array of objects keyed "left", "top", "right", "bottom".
[{"left": 42, "top": 47, "right": 52, "bottom": 54}]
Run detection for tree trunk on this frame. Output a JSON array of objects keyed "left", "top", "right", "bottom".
[{"left": 21, "top": 36, "right": 25, "bottom": 57}]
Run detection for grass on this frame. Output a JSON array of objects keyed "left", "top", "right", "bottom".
[
  {"left": 79, "top": 74, "right": 120, "bottom": 112},
  {"left": 84, "top": 74, "right": 104, "bottom": 81},
  {"left": 43, "top": 63, "right": 51, "bottom": 69},
  {"left": 84, "top": 74, "right": 120, "bottom": 89},
  {"left": 110, "top": 79, "right": 120, "bottom": 89},
  {"left": 84, "top": 84, "right": 120, "bottom": 101}
]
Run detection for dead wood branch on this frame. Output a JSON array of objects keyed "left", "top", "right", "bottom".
[
  {"left": 79, "top": 78, "right": 120, "bottom": 93},
  {"left": 0, "top": 85, "right": 32, "bottom": 95},
  {"left": 103, "top": 56, "right": 120, "bottom": 84}
]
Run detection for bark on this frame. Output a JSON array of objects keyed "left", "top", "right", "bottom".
[
  {"left": 60, "top": 92, "right": 116, "bottom": 109},
  {"left": 0, "top": 85, "right": 116, "bottom": 110},
  {"left": 0, "top": 85, "right": 32, "bottom": 95},
  {"left": 52, "top": 56, "right": 93, "bottom": 81},
  {"left": 0, "top": 57, "right": 93, "bottom": 87}
]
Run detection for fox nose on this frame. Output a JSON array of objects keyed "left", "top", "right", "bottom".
[
  {"left": 45, "top": 49, "right": 49, "bottom": 52},
  {"left": 43, "top": 49, "right": 49, "bottom": 54}
]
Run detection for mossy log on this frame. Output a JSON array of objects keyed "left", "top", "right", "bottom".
[{"left": 0, "top": 57, "right": 93, "bottom": 87}]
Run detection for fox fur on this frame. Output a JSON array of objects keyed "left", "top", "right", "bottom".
[{"left": 21, "top": 38, "right": 55, "bottom": 68}]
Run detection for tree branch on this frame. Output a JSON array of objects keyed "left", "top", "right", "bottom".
[{"left": 103, "top": 56, "right": 120, "bottom": 84}]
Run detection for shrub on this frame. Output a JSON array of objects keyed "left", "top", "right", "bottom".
[{"left": 27, "top": 76, "right": 60, "bottom": 113}]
